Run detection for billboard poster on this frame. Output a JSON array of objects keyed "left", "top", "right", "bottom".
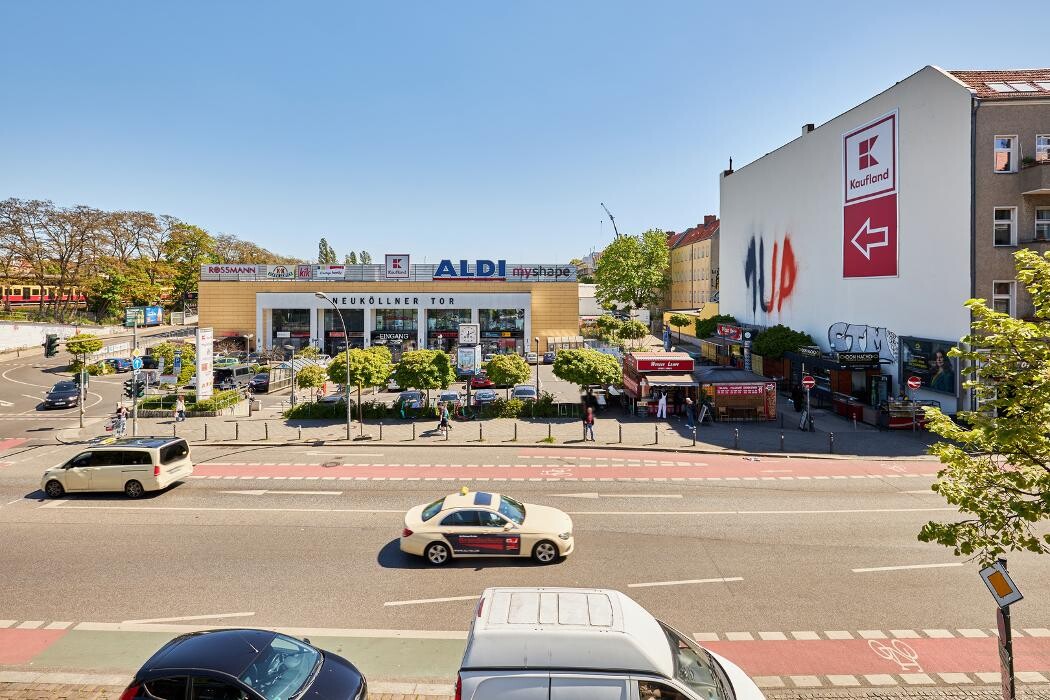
[
  {"left": 843, "top": 110, "right": 899, "bottom": 278},
  {"left": 457, "top": 345, "right": 480, "bottom": 376},
  {"left": 267, "top": 265, "right": 293, "bottom": 279},
  {"left": 143, "top": 306, "right": 162, "bottom": 326},
  {"left": 316, "top": 265, "right": 345, "bottom": 279},
  {"left": 196, "top": 327, "right": 214, "bottom": 401},
  {"left": 900, "top": 337, "right": 957, "bottom": 394}
]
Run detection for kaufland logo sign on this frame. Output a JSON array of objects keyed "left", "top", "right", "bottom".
[
  {"left": 843, "top": 111, "right": 898, "bottom": 278},
  {"left": 844, "top": 112, "right": 896, "bottom": 204},
  {"left": 385, "top": 254, "right": 409, "bottom": 280}
]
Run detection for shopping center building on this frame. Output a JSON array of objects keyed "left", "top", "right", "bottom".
[{"left": 197, "top": 258, "right": 580, "bottom": 360}]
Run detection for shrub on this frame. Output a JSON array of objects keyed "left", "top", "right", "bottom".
[
  {"left": 696, "top": 314, "right": 737, "bottom": 339},
  {"left": 751, "top": 324, "right": 814, "bottom": 359},
  {"left": 192, "top": 389, "right": 243, "bottom": 412},
  {"left": 284, "top": 400, "right": 352, "bottom": 420},
  {"left": 70, "top": 359, "right": 112, "bottom": 376}
]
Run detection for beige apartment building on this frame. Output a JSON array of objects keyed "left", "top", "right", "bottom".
[{"left": 667, "top": 215, "right": 719, "bottom": 311}]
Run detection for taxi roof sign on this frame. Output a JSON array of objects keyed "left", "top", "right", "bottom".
[{"left": 980, "top": 560, "right": 1023, "bottom": 608}]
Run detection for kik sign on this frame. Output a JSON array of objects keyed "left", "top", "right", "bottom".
[
  {"left": 843, "top": 111, "right": 898, "bottom": 278},
  {"left": 433, "top": 259, "right": 507, "bottom": 280}
]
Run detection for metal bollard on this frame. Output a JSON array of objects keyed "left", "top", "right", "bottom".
[
  {"left": 265, "top": 422, "right": 269, "bottom": 440},
  {"left": 173, "top": 423, "right": 177, "bottom": 436},
  {"left": 548, "top": 422, "right": 552, "bottom": 440},
  {"left": 379, "top": 422, "right": 383, "bottom": 440},
  {"left": 733, "top": 428, "right": 739, "bottom": 450},
  {"left": 618, "top": 424, "right": 622, "bottom": 444},
  {"left": 655, "top": 424, "right": 659, "bottom": 445},
  {"left": 514, "top": 423, "right": 518, "bottom": 441},
  {"left": 780, "top": 432, "right": 785, "bottom": 451},
  {"left": 204, "top": 423, "right": 208, "bottom": 441},
  {"left": 692, "top": 426, "right": 696, "bottom": 447},
  {"left": 235, "top": 422, "right": 239, "bottom": 441},
  {"left": 412, "top": 424, "right": 416, "bottom": 441},
  {"left": 779, "top": 412, "right": 784, "bottom": 428},
  {"left": 298, "top": 426, "right": 302, "bottom": 441},
  {"left": 829, "top": 432, "right": 835, "bottom": 453},
  {"left": 479, "top": 423, "right": 483, "bottom": 441},
  {"left": 852, "top": 416, "right": 857, "bottom": 431}
]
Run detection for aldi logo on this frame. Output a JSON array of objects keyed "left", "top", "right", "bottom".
[{"left": 385, "top": 254, "right": 410, "bottom": 280}]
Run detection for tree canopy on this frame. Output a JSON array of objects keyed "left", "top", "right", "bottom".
[
  {"left": 668, "top": 313, "right": 692, "bottom": 342},
  {"left": 296, "top": 365, "right": 328, "bottom": 394},
  {"left": 392, "top": 349, "right": 456, "bottom": 398},
  {"left": 65, "top": 333, "right": 102, "bottom": 357},
  {"left": 594, "top": 230, "right": 670, "bottom": 311},
  {"left": 595, "top": 314, "right": 623, "bottom": 342},
  {"left": 553, "top": 348, "right": 622, "bottom": 388},
  {"left": 696, "top": 314, "right": 737, "bottom": 339},
  {"left": 919, "top": 249, "right": 1050, "bottom": 564},
  {"left": 484, "top": 354, "right": 531, "bottom": 388},
  {"left": 147, "top": 341, "right": 196, "bottom": 384},
  {"left": 326, "top": 346, "right": 391, "bottom": 389},
  {"left": 317, "top": 238, "right": 338, "bottom": 265},
  {"left": 617, "top": 319, "right": 649, "bottom": 348},
  {"left": 751, "top": 324, "right": 814, "bottom": 359}
]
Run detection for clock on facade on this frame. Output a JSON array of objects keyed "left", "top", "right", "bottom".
[{"left": 458, "top": 323, "right": 480, "bottom": 346}]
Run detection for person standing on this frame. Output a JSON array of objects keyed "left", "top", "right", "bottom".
[
  {"left": 685, "top": 397, "right": 696, "bottom": 429},
  {"left": 175, "top": 395, "right": 186, "bottom": 422},
  {"left": 583, "top": 406, "right": 595, "bottom": 442},
  {"left": 115, "top": 405, "right": 128, "bottom": 438},
  {"left": 656, "top": 390, "right": 667, "bottom": 419}
]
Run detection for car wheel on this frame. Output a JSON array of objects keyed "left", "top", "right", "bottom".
[
  {"left": 532, "top": 540, "right": 559, "bottom": 564},
  {"left": 44, "top": 480, "right": 65, "bottom": 499},
  {"left": 425, "top": 542, "right": 451, "bottom": 566},
  {"left": 124, "top": 480, "right": 145, "bottom": 499}
]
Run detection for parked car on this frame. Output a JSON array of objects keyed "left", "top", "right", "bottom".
[
  {"left": 437, "top": 390, "right": 462, "bottom": 406},
  {"left": 470, "top": 372, "right": 494, "bottom": 389},
  {"left": 43, "top": 381, "right": 80, "bottom": 409},
  {"left": 248, "top": 373, "right": 270, "bottom": 393},
  {"left": 41, "top": 437, "right": 193, "bottom": 499},
  {"left": 483, "top": 353, "right": 496, "bottom": 363},
  {"left": 103, "top": 357, "right": 133, "bottom": 373},
  {"left": 227, "top": 351, "right": 248, "bottom": 362},
  {"left": 139, "top": 355, "right": 160, "bottom": 370},
  {"left": 510, "top": 384, "right": 538, "bottom": 401},
  {"left": 246, "top": 352, "right": 263, "bottom": 364},
  {"left": 472, "top": 388, "right": 497, "bottom": 405},
  {"left": 213, "top": 356, "right": 240, "bottom": 369},
  {"left": 543, "top": 351, "right": 556, "bottom": 364},
  {"left": 119, "top": 629, "right": 366, "bottom": 700},
  {"left": 457, "top": 587, "right": 765, "bottom": 700},
  {"left": 214, "top": 365, "right": 253, "bottom": 391},
  {"left": 525, "top": 352, "right": 539, "bottom": 364},
  {"left": 393, "top": 391, "right": 425, "bottom": 417}
]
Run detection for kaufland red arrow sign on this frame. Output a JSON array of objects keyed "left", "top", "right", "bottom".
[{"left": 843, "top": 111, "right": 898, "bottom": 278}]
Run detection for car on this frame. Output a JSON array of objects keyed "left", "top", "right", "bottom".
[
  {"left": 214, "top": 356, "right": 240, "bottom": 369},
  {"left": 247, "top": 373, "right": 270, "bottom": 393},
  {"left": 139, "top": 355, "right": 160, "bottom": 370},
  {"left": 511, "top": 384, "right": 538, "bottom": 401},
  {"left": 457, "top": 587, "right": 765, "bottom": 700},
  {"left": 483, "top": 353, "right": 496, "bottom": 363},
  {"left": 393, "top": 390, "right": 425, "bottom": 417},
  {"left": 400, "top": 488, "right": 574, "bottom": 565},
  {"left": 437, "top": 390, "right": 462, "bottom": 407},
  {"left": 315, "top": 353, "right": 332, "bottom": 364},
  {"left": 214, "top": 365, "right": 253, "bottom": 390},
  {"left": 525, "top": 352, "right": 539, "bottom": 364},
  {"left": 119, "top": 628, "right": 366, "bottom": 700},
  {"left": 41, "top": 437, "right": 193, "bottom": 499},
  {"left": 543, "top": 351, "right": 556, "bottom": 364},
  {"left": 470, "top": 372, "right": 494, "bottom": 389},
  {"left": 227, "top": 351, "right": 248, "bottom": 362},
  {"left": 103, "top": 357, "right": 133, "bottom": 373},
  {"left": 246, "top": 352, "right": 263, "bottom": 364},
  {"left": 43, "top": 381, "right": 80, "bottom": 409},
  {"left": 471, "top": 388, "right": 498, "bottom": 405}
]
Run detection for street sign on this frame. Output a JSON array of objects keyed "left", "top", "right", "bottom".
[
  {"left": 131, "top": 357, "right": 143, "bottom": 371},
  {"left": 980, "top": 560, "right": 1023, "bottom": 608},
  {"left": 801, "top": 375, "right": 816, "bottom": 390},
  {"left": 842, "top": 111, "right": 898, "bottom": 279},
  {"left": 131, "top": 347, "right": 143, "bottom": 358},
  {"left": 907, "top": 375, "right": 921, "bottom": 391}
]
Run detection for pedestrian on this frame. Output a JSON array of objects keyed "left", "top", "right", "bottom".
[
  {"left": 438, "top": 402, "right": 451, "bottom": 436},
  {"left": 583, "top": 406, "right": 595, "bottom": 442},
  {"left": 685, "top": 397, "right": 696, "bottom": 429},
  {"left": 656, "top": 390, "right": 667, "bottom": 419},
  {"left": 175, "top": 395, "right": 186, "bottom": 422},
  {"left": 115, "top": 405, "right": 128, "bottom": 438},
  {"left": 435, "top": 402, "right": 444, "bottom": 432}
]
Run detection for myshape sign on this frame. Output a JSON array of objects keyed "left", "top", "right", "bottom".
[
  {"left": 843, "top": 111, "right": 898, "bottom": 278},
  {"left": 385, "top": 254, "right": 409, "bottom": 280}
]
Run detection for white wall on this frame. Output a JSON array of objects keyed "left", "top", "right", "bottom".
[
  {"left": 719, "top": 66, "right": 972, "bottom": 404},
  {"left": 0, "top": 322, "right": 127, "bottom": 352}
]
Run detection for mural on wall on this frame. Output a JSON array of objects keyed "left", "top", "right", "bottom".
[
  {"left": 827, "top": 321, "right": 898, "bottom": 363},
  {"left": 743, "top": 235, "right": 797, "bottom": 316}
]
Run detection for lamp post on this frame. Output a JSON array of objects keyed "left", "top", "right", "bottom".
[
  {"left": 534, "top": 336, "right": 540, "bottom": 398},
  {"left": 315, "top": 292, "right": 352, "bottom": 441},
  {"left": 284, "top": 344, "right": 296, "bottom": 406}
]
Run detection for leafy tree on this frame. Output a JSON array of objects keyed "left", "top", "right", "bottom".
[
  {"left": 668, "top": 313, "right": 692, "bottom": 343},
  {"left": 327, "top": 346, "right": 392, "bottom": 428},
  {"left": 65, "top": 333, "right": 102, "bottom": 358},
  {"left": 617, "top": 319, "right": 649, "bottom": 349},
  {"left": 484, "top": 354, "right": 531, "bottom": 393},
  {"left": 919, "top": 249, "right": 1050, "bottom": 564},
  {"left": 297, "top": 345, "right": 321, "bottom": 359},
  {"left": 392, "top": 349, "right": 456, "bottom": 402},
  {"left": 360, "top": 251, "right": 373, "bottom": 264},
  {"left": 318, "top": 238, "right": 338, "bottom": 264},
  {"left": 595, "top": 314, "right": 623, "bottom": 342},
  {"left": 751, "top": 324, "right": 813, "bottom": 359},
  {"left": 164, "top": 223, "right": 215, "bottom": 303},
  {"left": 594, "top": 229, "right": 670, "bottom": 311},
  {"left": 296, "top": 364, "right": 328, "bottom": 397},
  {"left": 345, "top": 251, "right": 358, "bottom": 265},
  {"left": 696, "top": 313, "right": 737, "bottom": 339},
  {"left": 147, "top": 341, "right": 196, "bottom": 384},
  {"left": 553, "top": 348, "right": 622, "bottom": 388}
]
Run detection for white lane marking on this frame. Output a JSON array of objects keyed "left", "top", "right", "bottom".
[
  {"left": 568, "top": 508, "right": 957, "bottom": 516},
  {"left": 39, "top": 503, "right": 402, "bottom": 514},
  {"left": 303, "top": 452, "right": 384, "bottom": 457},
  {"left": 0, "top": 400, "right": 12, "bottom": 406},
  {"left": 122, "top": 612, "right": 256, "bottom": 624},
  {"left": 852, "top": 563, "right": 963, "bottom": 573},
  {"left": 548, "top": 492, "right": 682, "bottom": 499},
  {"left": 627, "top": 577, "right": 742, "bottom": 588},
  {"left": 15, "top": 621, "right": 43, "bottom": 629},
  {"left": 75, "top": 621, "right": 468, "bottom": 639},
  {"left": 219, "top": 490, "right": 342, "bottom": 496},
  {"left": 22, "top": 394, "right": 43, "bottom": 401},
  {"left": 383, "top": 595, "right": 479, "bottom": 607},
  {"left": 2, "top": 367, "right": 51, "bottom": 389}
]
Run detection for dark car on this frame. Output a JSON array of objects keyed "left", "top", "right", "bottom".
[
  {"left": 393, "top": 390, "right": 425, "bottom": 418},
  {"left": 120, "top": 628, "right": 366, "bottom": 700},
  {"left": 472, "top": 388, "right": 498, "bottom": 405},
  {"left": 103, "top": 358, "right": 133, "bottom": 373},
  {"left": 470, "top": 372, "right": 494, "bottom": 389},
  {"left": 43, "top": 381, "right": 80, "bottom": 409},
  {"left": 140, "top": 355, "right": 160, "bottom": 370},
  {"left": 248, "top": 373, "right": 270, "bottom": 393},
  {"left": 543, "top": 351, "right": 556, "bottom": 364}
]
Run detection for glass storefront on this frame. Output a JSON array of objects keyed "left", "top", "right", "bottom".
[
  {"left": 373, "top": 309, "right": 418, "bottom": 361},
  {"left": 427, "top": 309, "right": 471, "bottom": 352},
  {"left": 271, "top": 309, "right": 311, "bottom": 351},
  {"left": 480, "top": 308, "right": 525, "bottom": 356},
  {"left": 322, "top": 309, "right": 365, "bottom": 355}
]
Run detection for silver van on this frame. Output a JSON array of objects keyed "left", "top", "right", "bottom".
[
  {"left": 214, "top": 364, "right": 253, "bottom": 390},
  {"left": 41, "top": 438, "right": 194, "bottom": 499}
]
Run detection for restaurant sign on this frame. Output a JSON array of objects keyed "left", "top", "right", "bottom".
[
  {"left": 714, "top": 383, "right": 766, "bottom": 396},
  {"left": 634, "top": 356, "right": 694, "bottom": 372},
  {"left": 836, "top": 351, "right": 881, "bottom": 366},
  {"left": 717, "top": 324, "right": 743, "bottom": 341}
]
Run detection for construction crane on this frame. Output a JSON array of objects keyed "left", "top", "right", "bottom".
[{"left": 600, "top": 202, "right": 621, "bottom": 238}]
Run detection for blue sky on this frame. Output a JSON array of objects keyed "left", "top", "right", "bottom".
[{"left": 2, "top": 1, "right": 1046, "bottom": 263}]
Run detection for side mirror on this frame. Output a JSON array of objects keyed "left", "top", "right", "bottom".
[{"left": 503, "top": 523, "right": 516, "bottom": 531}]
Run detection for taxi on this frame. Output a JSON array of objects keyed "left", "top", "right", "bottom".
[{"left": 400, "top": 488, "right": 574, "bottom": 565}]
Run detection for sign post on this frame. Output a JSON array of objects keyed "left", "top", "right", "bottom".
[
  {"left": 801, "top": 374, "right": 816, "bottom": 432},
  {"left": 907, "top": 375, "right": 921, "bottom": 432},
  {"left": 980, "top": 559, "right": 1023, "bottom": 700}
]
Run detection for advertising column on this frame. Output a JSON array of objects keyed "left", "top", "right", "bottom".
[{"left": 196, "top": 327, "right": 214, "bottom": 401}]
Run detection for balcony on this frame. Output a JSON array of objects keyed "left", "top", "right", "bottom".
[{"left": 1021, "top": 161, "right": 1050, "bottom": 196}]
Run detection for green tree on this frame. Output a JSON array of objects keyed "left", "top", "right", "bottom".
[
  {"left": 595, "top": 314, "right": 623, "bottom": 342},
  {"left": 360, "top": 251, "right": 373, "bottom": 264},
  {"left": 65, "top": 333, "right": 103, "bottom": 358},
  {"left": 296, "top": 364, "right": 328, "bottom": 397},
  {"left": 484, "top": 354, "right": 531, "bottom": 394},
  {"left": 392, "top": 349, "right": 456, "bottom": 402},
  {"left": 297, "top": 345, "right": 321, "bottom": 359},
  {"left": 146, "top": 341, "right": 196, "bottom": 384},
  {"left": 696, "top": 314, "right": 738, "bottom": 339},
  {"left": 164, "top": 223, "right": 215, "bottom": 303},
  {"left": 327, "top": 346, "right": 392, "bottom": 428},
  {"left": 617, "top": 319, "right": 649, "bottom": 349},
  {"left": 751, "top": 324, "right": 814, "bottom": 359},
  {"left": 553, "top": 348, "right": 622, "bottom": 389},
  {"left": 668, "top": 313, "right": 692, "bottom": 343},
  {"left": 594, "top": 230, "right": 670, "bottom": 311},
  {"left": 345, "top": 251, "right": 358, "bottom": 265},
  {"left": 317, "top": 238, "right": 338, "bottom": 264},
  {"left": 919, "top": 249, "right": 1050, "bottom": 564}
]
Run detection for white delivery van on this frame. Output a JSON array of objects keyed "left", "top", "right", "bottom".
[{"left": 457, "top": 587, "right": 765, "bottom": 700}]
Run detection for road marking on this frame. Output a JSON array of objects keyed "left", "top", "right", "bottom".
[
  {"left": 627, "top": 577, "right": 743, "bottom": 588},
  {"left": 122, "top": 612, "right": 256, "bottom": 624},
  {"left": 303, "top": 452, "right": 384, "bottom": 457},
  {"left": 219, "top": 490, "right": 342, "bottom": 496},
  {"left": 901, "top": 490, "right": 936, "bottom": 494},
  {"left": 1, "top": 367, "right": 50, "bottom": 389},
  {"left": 852, "top": 563, "right": 963, "bottom": 573},
  {"left": 0, "top": 400, "right": 12, "bottom": 406},
  {"left": 549, "top": 492, "right": 682, "bottom": 499},
  {"left": 568, "top": 508, "right": 956, "bottom": 516},
  {"left": 384, "top": 595, "right": 479, "bottom": 607},
  {"left": 40, "top": 502, "right": 402, "bottom": 514},
  {"left": 75, "top": 621, "right": 468, "bottom": 639}
]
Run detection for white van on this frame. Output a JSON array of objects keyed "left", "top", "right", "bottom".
[
  {"left": 41, "top": 438, "right": 194, "bottom": 499},
  {"left": 457, "top": 587, "right": 765, "bottom": 700}
]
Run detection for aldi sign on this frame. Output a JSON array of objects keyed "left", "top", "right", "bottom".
[
  {"left": 843, "top": 111, "right": 898, "bottom": 278},
  {"left": 433, "top": 259, "right": 507, "bottom": 280}
]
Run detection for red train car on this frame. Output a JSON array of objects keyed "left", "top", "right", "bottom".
[{"left": 0, "top": 284, "right": 87, "bottom": 307}]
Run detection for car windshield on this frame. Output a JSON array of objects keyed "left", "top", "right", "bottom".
[
  {"left": 238, "top": 633, "right": 321, "bottom": 700},
  {"left": 659, "top": 621, "right": 730, "bottom": 700},
  {"left": 422, "top": 498, "right": 445, "bottom": 521},
  {"left": 53, "top": 382, "right": 76, "bottom": 391},
  {"left": 498, "top": 495, "right": 526, "bottom": 524}
]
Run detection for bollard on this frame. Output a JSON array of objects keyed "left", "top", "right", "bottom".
[
  {"left": 479, "top": 423, "right": 483, "bottom": 442},
  {"left": 265, "top": 422, "right": 269, "bottom": 440},
  {"left": 548, "top": 422, "right": 552, "bottom": 440},
  {"left": 780, "top": 432, "right": 785, "bottom": 451},
  {"left": 619, "top": 424, "right": 622, "bottom": 444},
  {"left": 779, "top": 412, "right": 784, "bottom": 428},
  {"left": 412, "top": 423, "right": 416, "bottom": 441},
  {"left": 733, "top": 427, "right": 739, "bottom": 450},
  {"left": 852, "top": 416, "right": 857, "bottom": 431},
  {"left": 204, "top": 423, "right": 208, "bottom": 441},
  {"left": 298, "top": 426, "right": 302, "bottom": 441},
  {"left": 173, "top": 423, "right": 177, "bottom": 436},
  {"left": 235, "top": 422, "right": 239, "bottom": 441},
  {"left": 654, "top": 424, "right": 659, "bottom": 445},
  {"left": 379, "top": 422, "right": 383, "bottom": 440},
  {"left": 514, "top": 423, "right": 518, "bottom": 441},
  {"left": 445, "top": 422, "right": 449, "bottom": 441},
  {"left": 829, "top": 432, "right": 835, "bottom": 454},
  {"left": 692, "top": 426, "right": 696, "bottom": 447}
]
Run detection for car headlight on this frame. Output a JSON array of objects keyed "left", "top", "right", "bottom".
[{"left": 558, "top": 531, "right": 572, "bottom": 540}]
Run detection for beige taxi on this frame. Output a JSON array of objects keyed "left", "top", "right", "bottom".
[{"left": 400, "top": 489, "right": 574, "bottom": 565}]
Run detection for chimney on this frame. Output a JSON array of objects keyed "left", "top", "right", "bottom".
[
  {"left": 703, "top": 215, "right": 717, "bottom": 226},
  {"left": 802, "top": 123, "right": 815, "bottom": 135}
]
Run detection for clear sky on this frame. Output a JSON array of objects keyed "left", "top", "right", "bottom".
[{"left": 2, "top": 1, "right": 1046, "bottom": 263}]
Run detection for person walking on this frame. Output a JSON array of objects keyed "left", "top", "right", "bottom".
[
  {"left": 114, "top": 405, "right": 128, "bottom": 438},
  {"left": 438, "top": 403, "right": 451, "bottom": 437},
  {"left": 656, "top": 390, "right": 667, "bottom": 419},
  {"left": 583, "top": 406, "right": 595, "bottom": 442},
  {"left": 174, "top": 395, "right": 186, "bottom": 422},
  {"left": 685, "top": 397, "right": 696, "bottom": 429}
]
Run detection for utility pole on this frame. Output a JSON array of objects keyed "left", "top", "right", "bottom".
[{"left": 78, "top": 351, "right": 86, "bottom": 429}]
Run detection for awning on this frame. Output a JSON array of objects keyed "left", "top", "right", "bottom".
[{"left": 645, "top": 373, "right": 698, "bottom": 387}]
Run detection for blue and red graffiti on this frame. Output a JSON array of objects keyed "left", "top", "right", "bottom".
[{"left": 744, "top": 235, "right": 798, "bottom": 315}]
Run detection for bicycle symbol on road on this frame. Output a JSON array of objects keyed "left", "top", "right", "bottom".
[
  {"left": 868, "top": 639, "right": 922, "bottom": 672},
  {"left": 540, "top": 467, "right": 574, "bottom": 478}
]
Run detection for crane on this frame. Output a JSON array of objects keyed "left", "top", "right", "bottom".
[{"left": 600, "top": 202, "right": 621, "bottom": 239}]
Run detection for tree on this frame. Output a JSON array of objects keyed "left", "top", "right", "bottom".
[
  {"left": 360, "top": 251, "right": 372, "bottom": 265},
  {"left": 484, "top": 354, "right": 531, "bottom": 394},
  {"left": 147, "top": 341, "right": 196, "bottom": 384},
  {"left": 327, "top": 346, "right": 392, "bottom": 429},
  {"left": 65, "top": 333, "right": 102, "bottom": 359},
  {"left": 553, "top": 348, "right": 622, "bottom": 388},
  {"left": 594, "top": 229, "right": 670, "bottom": 311},
  {"left": 918, "top": 249, "right": 1050, "bottom": 565},
  {"left": 668, "top": 313, "right": 692, "bottom": 343},
  {"left": 345, "top": 251, "right": 357, "bottom": 265},
  {"left": 297, "top": 345, "right": 321, "bottom": 359},
  {"left": 617, "top": 319, "right": 649, "bottom": 349},
  {"left": 595, "top": 314, "right": 623, "bottom": 342},
  {"left": 751, "top": 324, "right": 814, "bottom": 359},
  {"left": 318, "top": 238, "right": 338, "bottom": 265},
  {"left": 164, "top": 223, "right": 215, "bottom": 303},
  {"left": 696, "top": 314, "right": 737, "bottom": 339},
  {"left": 296, "top": 365, "right": 328, "bottom": 397},
  {"left": 392, "top": 349, "right": 456, "bottom": 402}
]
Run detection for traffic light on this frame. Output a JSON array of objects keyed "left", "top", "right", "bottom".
[
  {"left": 44, "top": 334, "right": 59, "bottom": 358},
  {"left": 123, "top": 378, "right": 145, "bottom": 399}
]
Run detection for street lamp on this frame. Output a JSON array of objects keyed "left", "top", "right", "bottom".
[
  {"left": 315, "top": 292, "right": 352, "bottom": 441},
  {"left": 534, "top": 336, "right": 540, "bottom": 398},
  {"left": 284, "top": 344, "right": 297, "bottom": 406}
]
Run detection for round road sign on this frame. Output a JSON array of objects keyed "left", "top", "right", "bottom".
[
  {"left": 801, "top": 375, "right": 816, "bottom": 390},
  {"left": 907, "top": 375, "right": 921, "bottom": 390},
  {"left": 131, "top": 357, "right": 143, "bottom": 371}
]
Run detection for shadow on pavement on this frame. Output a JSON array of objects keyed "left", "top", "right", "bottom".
[{"left": 377, "top": 539, "right": 557, "bottom": 570}]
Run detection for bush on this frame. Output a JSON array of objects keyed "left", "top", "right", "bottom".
[
  {"left": 751, "top": 324, "right": 814, "bottom": 359},
  {"left": 284, "top": 400, "right": 352, "bottom": 419},
  {"left": 360, "top": 400, "right": 391, "bottom": 420},
  {"left": 70, "top": 360, "right": 112, "bottom": 376},
  {"left": 482, "top": 393, "right": 558, "bottom": 419},
  {"left": 695, "top": 314, "right": 738, "bottom": 339},
  {"left": 192, "top": 389, "right": 243, "bottom": 412}
]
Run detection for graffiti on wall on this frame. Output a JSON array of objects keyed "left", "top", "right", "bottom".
[
  {"left": 743, "top": 235, "right": 797, "bottom": 315},
  {"left": 827, "top": 321, "right": 898, "bottom": 362}
]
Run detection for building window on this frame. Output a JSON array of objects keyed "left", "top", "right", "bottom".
[
  {"left": 994, "top": 208, "right": 1016, "bottom": 246},
  {"left": 374, "top": 308, "right": 417, "bottom": 331},
  {"left": 992, "top": 281, "right": 1015, "bottom": 316},
  {"left": 994, "top": 136, "right": 1018, "bottom": 173},
  {"left": 1037, "top": 209, "right": 1050, "bottom": 242},
  {"left": 1037, "top": 135, "right": 1050, "bottom": 163}
]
